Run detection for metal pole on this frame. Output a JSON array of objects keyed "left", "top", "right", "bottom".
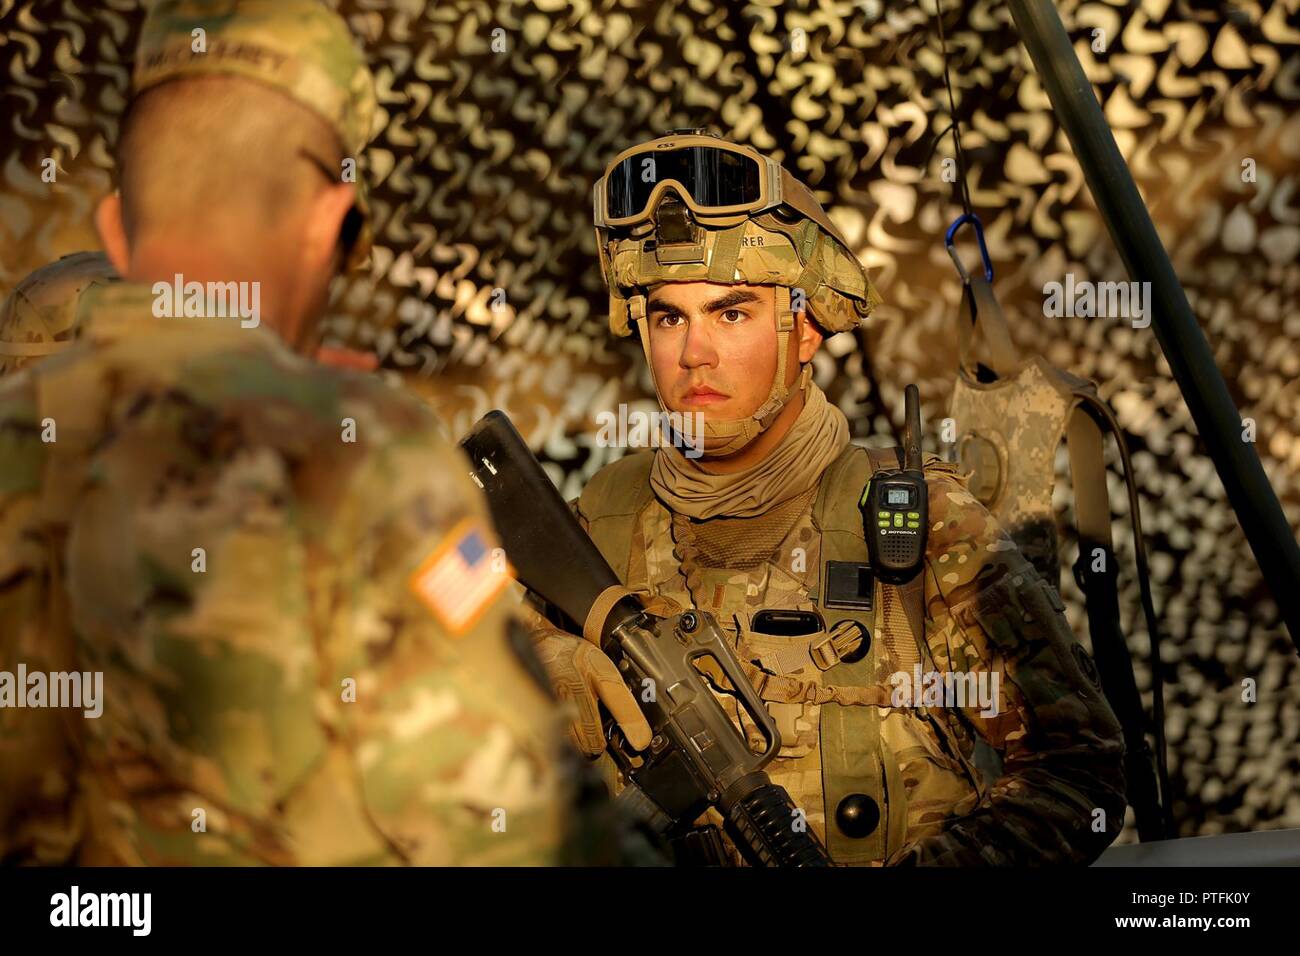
[{"left": 1006, "top": 0, "right": 1300, "bottom": 654}]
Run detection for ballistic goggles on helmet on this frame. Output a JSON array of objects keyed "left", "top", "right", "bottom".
[{"left": 593, "top": 132, "right": 855, "bottom": 250}]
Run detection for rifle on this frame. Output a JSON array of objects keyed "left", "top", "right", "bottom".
[{"left": 460, "top": 410, "right": 830, "bottom": 867}]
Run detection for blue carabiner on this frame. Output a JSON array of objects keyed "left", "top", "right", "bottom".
[{"left": 945, "top": 212, "right": 993, "bottom": 284}]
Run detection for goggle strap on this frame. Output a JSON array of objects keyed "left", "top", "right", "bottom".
[
  {"left": 777, "top": 167, "right": 854, "bottom": 250},
  {"left": 598, "top": 236, "right": 619, "bottom": 291}
]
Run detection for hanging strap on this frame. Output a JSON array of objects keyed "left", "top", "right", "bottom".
[
  {"left": 958, "top": 274, "right": 1022, "bottom": 380},
  {"left": 1066, "top": 395, "right": 1171, "bottom": 839}
]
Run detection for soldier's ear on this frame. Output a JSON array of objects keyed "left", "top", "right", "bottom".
[
  {"left": 301, "top": 181, "right": 357, "bottom": 276},
  {"left": 95, "top": 192, "right": 129, "bottom": 276},
  {"left": 795, "top": 309, "right": 823, "bottom": 363}
]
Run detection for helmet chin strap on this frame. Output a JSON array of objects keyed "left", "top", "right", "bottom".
[{"left": 633, "top": 285, "right": 812, "bottom": 460}]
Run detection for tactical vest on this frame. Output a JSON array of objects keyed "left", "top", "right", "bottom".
[{"left": 578, "top": 446, "right": 986, "bottom": 865}]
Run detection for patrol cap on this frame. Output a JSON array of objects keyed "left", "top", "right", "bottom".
[{"left": 131, "top": 0, "right": 378, "bottom": 269}]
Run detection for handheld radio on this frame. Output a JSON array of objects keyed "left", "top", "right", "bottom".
[{"left": 860, "top": 384, "right": 928, "bottom": 584}]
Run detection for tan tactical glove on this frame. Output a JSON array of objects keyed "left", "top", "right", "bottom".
[{"left": 532, "top": 630, "right": 653, "bottom": 757}]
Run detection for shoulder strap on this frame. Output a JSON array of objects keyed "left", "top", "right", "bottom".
[
  {"left": 577, "top": 450, "right": 656, "bottom": 585},
  {"left": 813, "top": 442, "right": 872, "bottom": 558}
]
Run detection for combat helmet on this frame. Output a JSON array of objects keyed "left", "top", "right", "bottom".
[
  {"left": 0, "top": 252, "right": 118, "bottom": 376},
  {"left": 592, "top": 131, "right": 883, "bottom": 456}
]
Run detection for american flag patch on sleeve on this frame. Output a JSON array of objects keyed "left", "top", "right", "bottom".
[{"left": 409, "top": 518, "right": 513, "bottom": 635}]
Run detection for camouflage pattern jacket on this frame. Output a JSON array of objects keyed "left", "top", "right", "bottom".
[
  {"left": 538, "top": 445, "right": 1127, "bottom": 866},
  {"left": 0, "top": 283, "right": 568, "bottom": 866}
]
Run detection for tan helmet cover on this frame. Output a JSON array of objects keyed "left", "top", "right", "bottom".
[{"left": 595, "top": 143, "right": 882, "bottom": 457}]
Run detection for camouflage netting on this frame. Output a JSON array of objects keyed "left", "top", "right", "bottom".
[{"left": 1, "top": 0, "right": 1297, "bottom": 844}]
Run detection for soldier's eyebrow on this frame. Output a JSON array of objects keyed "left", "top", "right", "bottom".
[
  {"left": 647, "top": 290, "right": 762, "bottom": 317},
  {"left": 701, "top": 290, "right": 761, "bottom": 313},
  {"left": 647, "top": 300, "right": 684, "bottom": 317}
]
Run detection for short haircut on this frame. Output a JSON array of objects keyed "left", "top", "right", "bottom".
[{"left": 116, "top": 74, "right": 343, "bottom": 244}]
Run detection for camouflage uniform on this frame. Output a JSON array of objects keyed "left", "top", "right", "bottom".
[
  {"left": 0, "top": 0, "right": 571, "bottom": 866},
  {"left": 0, "top": 286, "right": 568, "bottom": 865},
  {"left": 562, "top": 447, "right": 1128, "bottom": 866},
  {"left": 0, "top": 252, "right": 117, "bottom": 378}
]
